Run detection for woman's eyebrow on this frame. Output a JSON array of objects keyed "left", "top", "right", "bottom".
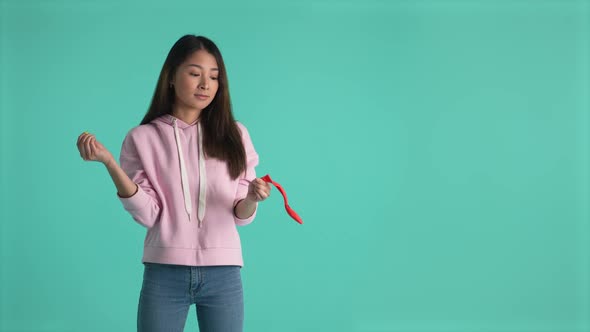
[{"left": 188, "top": 64, "right": 219, "bottom": 71}]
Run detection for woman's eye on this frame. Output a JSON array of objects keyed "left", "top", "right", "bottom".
[{"left": 190, "top": 73, "right": 217, "bottom": 80}]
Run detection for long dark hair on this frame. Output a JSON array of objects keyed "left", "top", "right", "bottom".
[{"left": 140, "top": 34, "right": 246, "bottom": 180}]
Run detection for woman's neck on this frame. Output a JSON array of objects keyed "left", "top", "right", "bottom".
[{"left": 171, "top": 104, "right": 202, "bottom": 124}]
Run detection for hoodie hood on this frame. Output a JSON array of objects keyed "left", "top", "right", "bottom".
[{"left": 152, "top": 114, "right": 207, "bottom": 227}]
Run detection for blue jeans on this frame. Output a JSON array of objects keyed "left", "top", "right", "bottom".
[{"left": 137, "top": 262, "right": 244, "bottom": 332}]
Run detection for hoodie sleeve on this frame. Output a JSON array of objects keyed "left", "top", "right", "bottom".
[
  {"left": 117, "top": 131, "right": 162, "bottom": 229},
  {"left": 233, "top": 122, "right": 259, "bottom": 226}
]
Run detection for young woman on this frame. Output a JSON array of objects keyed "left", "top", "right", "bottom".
[{"left": 76, "top": 34, "right": 271, "bottom": 332}]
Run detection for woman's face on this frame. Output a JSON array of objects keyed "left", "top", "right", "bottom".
[{"left": 171, "top": 49, "right": 219, "bottom": 111}]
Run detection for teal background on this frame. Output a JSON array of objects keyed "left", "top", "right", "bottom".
[{"left": 1, "top": 0, "right": 589, "bottom": 331}]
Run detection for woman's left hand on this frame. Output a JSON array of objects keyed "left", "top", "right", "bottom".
[{"left": 246, "top": 178, "right": 271, "bottom": 202}]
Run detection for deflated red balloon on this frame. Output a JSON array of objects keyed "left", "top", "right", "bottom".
[{"left": 260, "top": 174, "right": 303, "bottom": 224}]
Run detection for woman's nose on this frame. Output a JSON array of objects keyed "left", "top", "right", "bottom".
[{"left": 199, "top": 78, "right": 209, "bottom": 89}]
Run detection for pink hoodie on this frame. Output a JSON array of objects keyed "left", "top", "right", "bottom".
[{"left": 117, "top": 114, "right": 258, "bottom": 267}]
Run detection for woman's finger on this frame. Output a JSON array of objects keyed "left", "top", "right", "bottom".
[
  {"left": 77, "top": 132, "right": 89, "bottom": 146},
  {"left": 80, "top": 135, "right": 89, "bottom": 160},
  {"left": 77, "top": 133, "right": 86, "bottom": 151},
  {"left": 91, "top": 138, "right": 98, "bottom": 153},
  {"left": 265, "top": 183, "right": 271, "bottom": 196},
  {"left": 89, "top": 137, "right": 96, "bottom": 157},
  {"left": 259, "top": 184, "right": 270, "bottom": 197},
  {"left": 257, "top": 187, "right": 268, "bottom": 200},
  {"left": 88, "top": 135, "right": 97, "bottom": 159},
  {"left": 83, "top": 135, "right": 93, "bottom": 160},
  {"left": 250, "top": 179, "right": 272, "bottom": 201},
  {"left": 254, "top": 182, "right": 270, "bottom": 199}
]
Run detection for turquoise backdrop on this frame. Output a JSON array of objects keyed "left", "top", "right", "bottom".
[{"left": 1, "top": 0, "right": 589, "bottom": 331}]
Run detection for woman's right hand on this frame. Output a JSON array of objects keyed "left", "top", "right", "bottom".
[{"left": 77, "top": 132, "right": 114, "bottom": 166}]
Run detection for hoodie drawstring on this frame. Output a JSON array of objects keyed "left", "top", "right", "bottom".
[
  {"left": 171, "top": 116, "right": 207, "bottom": 227},
  {"left": 197, "top": 121, "right": 207, "bottom": 226}
]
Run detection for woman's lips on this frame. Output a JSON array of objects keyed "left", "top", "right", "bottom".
[{"left": 195, "top": 94, "right": 208, "bottom": 100}]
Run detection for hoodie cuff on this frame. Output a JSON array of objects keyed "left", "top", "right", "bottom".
[{"left": 117, "top": 184, "right": 151, "bottom": 212}]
